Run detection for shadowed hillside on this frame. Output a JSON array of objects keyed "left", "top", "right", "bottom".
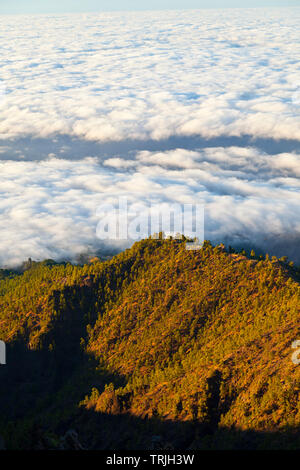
[{"left": 0, "top": 237, "right": 299, "bottom": 449}]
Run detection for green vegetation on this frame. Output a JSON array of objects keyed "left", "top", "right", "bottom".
[{"left": 0, "top": 238, "right": 299, "bottom": 449}]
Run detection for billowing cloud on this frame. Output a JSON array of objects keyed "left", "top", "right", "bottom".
[
  {"left": 0, "top": 146, "right": 299, "bottom": 267},
  {"left": 0, "top": 9, "right": 299, "bottom": 143},
  {"left": 0, "top": 9, "right": 299, "bottom": 267}
]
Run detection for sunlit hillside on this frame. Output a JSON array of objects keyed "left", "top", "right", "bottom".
[{"left": 0, "top": 237, "right": 299, "bottom": 450}]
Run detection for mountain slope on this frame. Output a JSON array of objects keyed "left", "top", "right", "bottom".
[{"left": 0, "top": 238, "right": 299, "bottom": 449}]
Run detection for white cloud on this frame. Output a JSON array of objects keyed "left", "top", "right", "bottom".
[
  {"left": 103, "top": 158, "right": 136, "bottom": 168},
  {"left": 0, "top": 147, "right": 299, "bottom": 267},
  {"left": 0, "top": 9, "right": 299, "bottom": 143},
  {"left": 0, "top": 9, "right": 299, "bottom": 266}
]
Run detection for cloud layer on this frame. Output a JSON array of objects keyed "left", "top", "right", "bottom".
[
  {"left": 0, "top": 147, "right": 299, "bottom": 266},
  {"left": 0, "top": 8, "right": 300, "bottom": 143},
  {"left": 0, "top": 9, "right": 299, "bottom": 266}
]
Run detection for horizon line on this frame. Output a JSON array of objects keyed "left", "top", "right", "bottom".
[{"left": 1, "top": 5, "right": 299, "bottom": 16}]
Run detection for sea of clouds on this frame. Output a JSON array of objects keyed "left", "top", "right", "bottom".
[{"left": 0, "top": 8, "right": 299, "bottom": 266}]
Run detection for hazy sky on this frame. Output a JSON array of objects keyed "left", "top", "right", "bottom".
[{"left": 0, "top": 0, "right": 299, "bottom": 15}]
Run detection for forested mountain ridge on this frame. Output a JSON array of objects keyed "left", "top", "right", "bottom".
[{"left": 0, "top": 238, "right": 299, "bottom": 450}]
